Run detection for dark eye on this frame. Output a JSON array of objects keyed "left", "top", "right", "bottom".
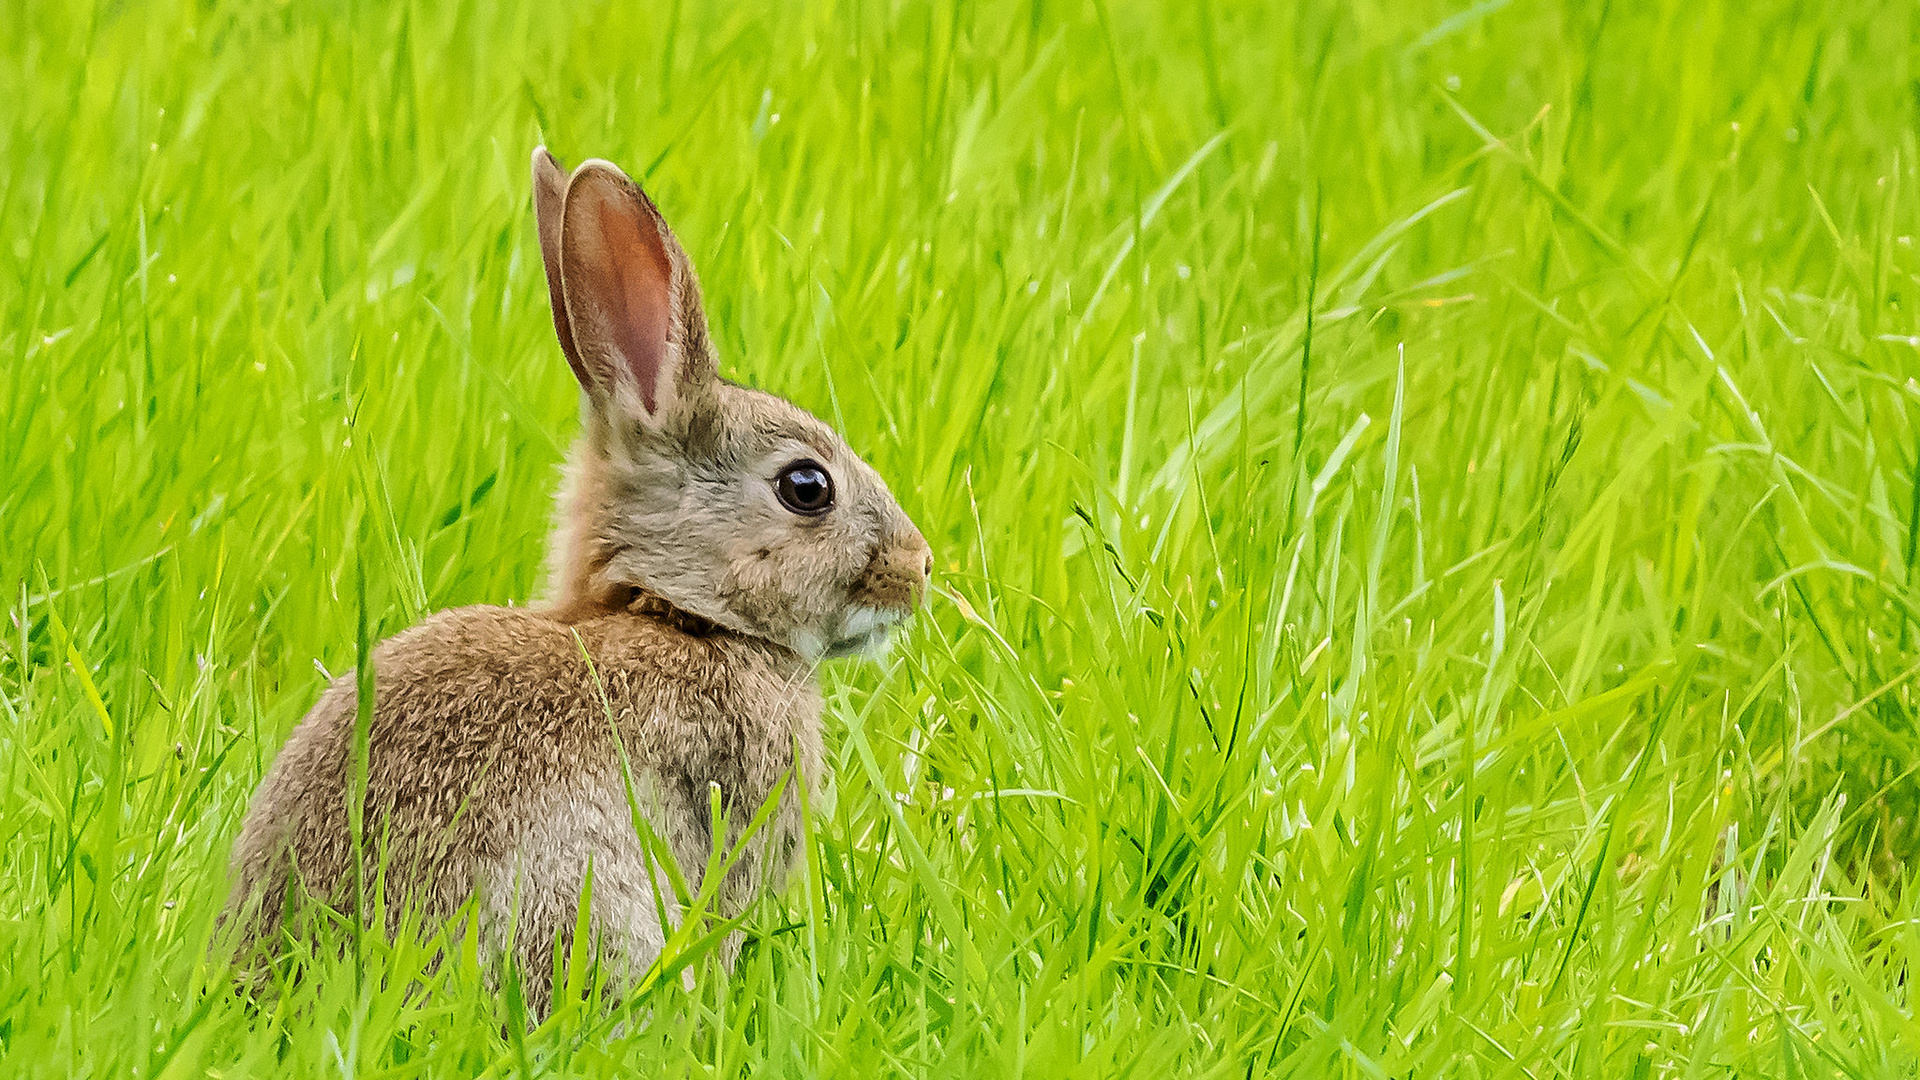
[{"left": 774, "top": 459, "right": 834, "bottom": 515}]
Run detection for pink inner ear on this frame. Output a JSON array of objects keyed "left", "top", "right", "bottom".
[{"left": 593, "top": 195, "right": 673, "bottom": 415}]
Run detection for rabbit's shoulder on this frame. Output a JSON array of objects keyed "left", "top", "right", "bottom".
[
  {"left": 367, "top": 605, "right": 816, "bottom": 762},
  {"left": 572, "top": 612, "right": 824, "bottom": 804}
]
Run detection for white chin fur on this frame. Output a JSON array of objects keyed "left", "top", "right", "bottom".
[
  {"left": 788, "top": 627, "right": 827, "bottom": 662},
  {"left": 813, "top": 605, "right": 904, "bottom": 661},
  {"left": 838, "top": 605, "right": 895, "bottom": 641},
  {"left": 837, "top": 626, "right": 893, "bottom": 661}
]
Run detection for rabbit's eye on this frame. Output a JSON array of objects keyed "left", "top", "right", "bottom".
[{"left": 775, "top": 459, "right": 835, "bottom": 515}]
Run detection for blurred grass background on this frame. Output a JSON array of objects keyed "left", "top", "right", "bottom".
[{"left": 5, "top": 0, "right": 1920, "bottom": 1074}]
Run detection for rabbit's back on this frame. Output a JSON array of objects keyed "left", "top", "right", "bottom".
[{"left": 223, "top": 603, "right": 822, "bottom": 998}]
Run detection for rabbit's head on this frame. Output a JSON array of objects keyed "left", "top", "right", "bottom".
[{"left": 531, "top": 149, "right": 930, "bottom": 660}]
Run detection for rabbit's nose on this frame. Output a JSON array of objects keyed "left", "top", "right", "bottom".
[{"left": 854, "top": 530, "right": 931, "bottom": 612}]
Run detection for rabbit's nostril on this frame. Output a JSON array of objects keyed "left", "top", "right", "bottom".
[{"left": 922, "top": 553, "right": 933, "bottom": 578}]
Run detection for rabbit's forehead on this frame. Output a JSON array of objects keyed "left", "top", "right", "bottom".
[
  {"left": 733, "top": 423, "right": 889, "bottom": 501},
  {"left": 717, "top": 386, "right": 852, "bottom": 468},
  {"left": 739, "top": 415, "right": 839, "bottom": 463},
  {"left": 703, "top": 383, "right": 907, "bottom": 513}
]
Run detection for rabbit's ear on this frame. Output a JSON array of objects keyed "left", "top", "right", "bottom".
[
  {"left": 557, "top": 159, "right": 715, "bottom": 422},
  {"left": 531, "top": 147, "right": 589, "bottom": 390}
]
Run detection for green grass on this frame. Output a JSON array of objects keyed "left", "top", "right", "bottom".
[{"left": 5, "top": 0, "right": 1920, "bottom": 1074}]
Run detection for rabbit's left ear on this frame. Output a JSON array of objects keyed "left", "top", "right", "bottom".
[
  {"left": 555, "top": 158, "right": 716, "bottom": 425},
  {"left": 531, "top": 147, "right": 589, "bottom": 390}
]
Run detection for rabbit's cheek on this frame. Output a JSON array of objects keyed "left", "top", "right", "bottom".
[{"left": 718, "top": 549, "right": 814, "bottom": 637}]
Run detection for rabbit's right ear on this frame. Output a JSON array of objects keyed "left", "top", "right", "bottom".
[
  {"left": 531, "top": 147, "right": 589, "bottom": 390},
  {"left": 555, "top": 158, "right": 717, "bottom": 426}
]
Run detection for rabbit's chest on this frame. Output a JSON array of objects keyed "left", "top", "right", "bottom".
[
  {"left": 580, "top": 648, "right": 821, "bottom": 900},
  {"left": 597, "top": 642, "right": 822, "bottom": 818}
]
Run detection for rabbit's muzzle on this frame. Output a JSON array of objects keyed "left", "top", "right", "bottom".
[
  {"left": 850, "top": 530, "right": 933, "bottom": 613},
  {"left": 820, "top": 529, "right": 931, "bottom": 658}
]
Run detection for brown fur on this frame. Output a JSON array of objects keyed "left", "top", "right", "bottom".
[{"left": 220, "top": 149, "right": 929, "bottom": 1015}]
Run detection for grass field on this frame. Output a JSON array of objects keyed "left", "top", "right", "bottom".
[{"left": 6, "top": 0, "right": 1920, "bottom": 1074}]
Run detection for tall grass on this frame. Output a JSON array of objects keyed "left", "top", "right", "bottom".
[{"left": 4, "top": 0, "right": 1919, "bottom": 1074}]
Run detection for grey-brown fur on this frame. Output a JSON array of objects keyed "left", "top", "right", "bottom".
[{"left": 221, "top": 149, "right": 929, "bottom": 1016}]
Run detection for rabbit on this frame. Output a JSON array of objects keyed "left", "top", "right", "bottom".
[{"left": 219, "top": 147, "right": 932, "bottom": 1017}]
